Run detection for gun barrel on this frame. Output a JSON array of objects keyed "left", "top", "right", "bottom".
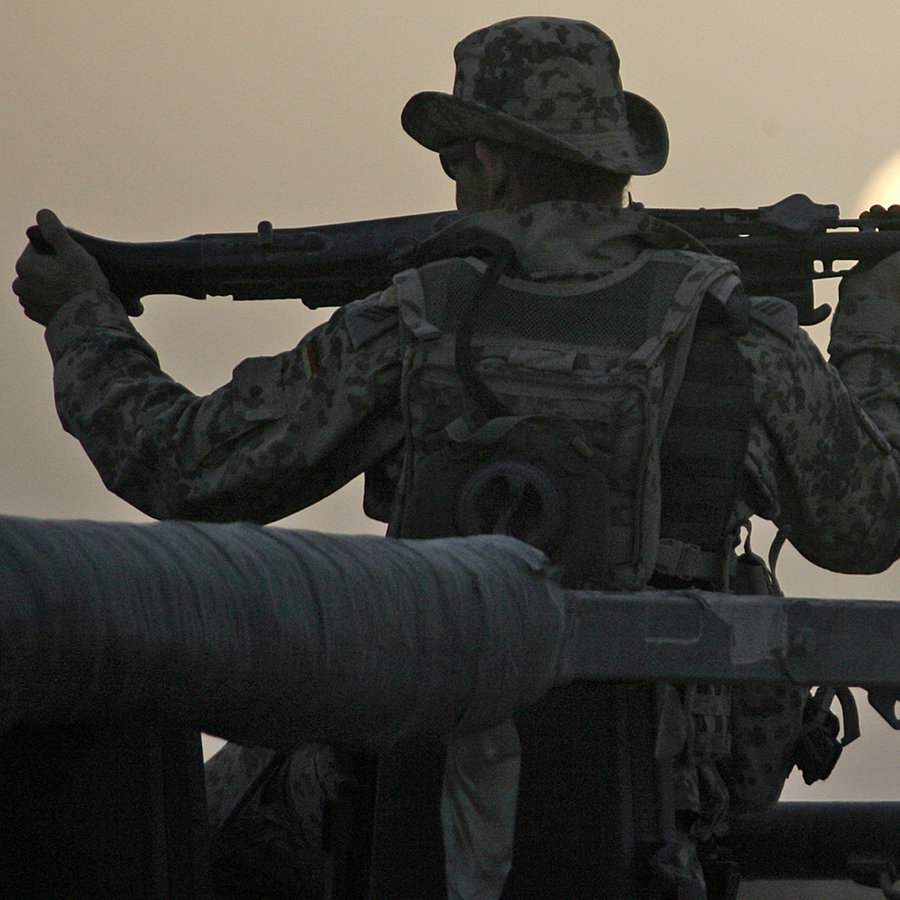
[
  {"left": 63, "top": 201, "right": 900, "bottom": 326},
  {"left": 69, "top": 211, "right": 460, "bottom": 308}
]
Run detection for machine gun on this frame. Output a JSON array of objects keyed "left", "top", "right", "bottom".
[{"left": 29, "top": 194, "right": 900, "bottom": 326}]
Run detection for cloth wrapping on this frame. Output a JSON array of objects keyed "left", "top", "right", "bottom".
[{"left": 0, "top": 515, "right": 565, "bottom": 750}]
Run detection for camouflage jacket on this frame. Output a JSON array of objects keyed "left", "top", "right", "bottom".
[{"left": 45, "top": 202, "right": 899, "bottom": 573}]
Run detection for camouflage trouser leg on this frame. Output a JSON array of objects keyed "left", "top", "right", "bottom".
[
  {"left": 651, "top": 834, "right": 709, "bottom": 900},
  {"left": 667, "top": 680, "right": 805, "bottom": 897},
  {"left": 723, "top": 682, "right": 807, "bottom": 813},
  {"left": 441, "top": 720, "right": 521, "bottom": 900},
  {"left": 205, "top": 742, "right": 351, "bottom": 899}
]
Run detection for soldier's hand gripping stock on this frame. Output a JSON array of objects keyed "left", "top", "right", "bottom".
[
  {"left": 840, "top": 204, "right": 900, "bottom": 301},
  {"left": 13, "top": 209, "right": 111, "bottom": 326}
]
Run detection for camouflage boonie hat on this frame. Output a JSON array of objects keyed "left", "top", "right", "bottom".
[{"left": 402, "top": 17, "right": 668, "bottom": 176}]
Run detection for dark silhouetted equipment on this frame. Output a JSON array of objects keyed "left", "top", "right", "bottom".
[{"left": 28, "top": 194, "right": 900, "bottom": 326}]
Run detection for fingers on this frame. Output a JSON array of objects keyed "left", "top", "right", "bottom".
[
  {"left": 20, "top": 210, "right": 68, "bottom": 265},
  {"left": 34, "top": 208, "right": 72, "bottom": 253},
  {"left": 860, "top": 203, "right": 900, "bottom": 220},
  {"left": 12, "top": 209, "right": 110, "bottom": 326},
  {"left": 35, "top": 208, "right": 65, "bottom": 236},
  {"left": 12, "top": 265, "right": 61, "bottom": 326},
  {"left": 14, "top": 238, "right": 40, "bottom": 278}
]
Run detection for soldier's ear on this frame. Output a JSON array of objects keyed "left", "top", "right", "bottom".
[{"left": 475, "top": 142, "right": 511, "bottom": 206}]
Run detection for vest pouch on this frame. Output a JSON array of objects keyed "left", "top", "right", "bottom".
[{"left": 399, "top": 415, "right": 612, "bottom": 588}]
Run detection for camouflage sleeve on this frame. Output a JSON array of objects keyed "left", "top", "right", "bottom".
[
  {"left": 827, "top": 287, "right": 900, "bottom": 452},
  {"left": 740, "top": 294, "right": 900, "bottom": 574},
  {"left": 44, "top": 288, "right": 404, "bottom": 523}
]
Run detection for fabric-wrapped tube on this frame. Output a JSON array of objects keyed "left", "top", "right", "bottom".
[{"left": 0, "top": 515, "right": 565, "bottom": 750}]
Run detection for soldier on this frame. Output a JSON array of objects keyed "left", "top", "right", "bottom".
[{"left": 13, "top": 15, "right": 900, "bottom": 900}]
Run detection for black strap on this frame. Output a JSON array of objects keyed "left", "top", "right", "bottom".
[
  {"left": 401, "top": 224, "right": 518, "bottom": 273},
  {"left": 657, "top": 311, "right": 754, "bottom": 589},
  {"left": 453, "top": 243, "right": 517, "bottom": 421}
]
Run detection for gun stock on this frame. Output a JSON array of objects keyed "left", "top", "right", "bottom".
[{"left": 39, "top": 195, "right": 900, "bottom": 327}]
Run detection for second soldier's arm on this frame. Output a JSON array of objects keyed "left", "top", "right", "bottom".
[{"left": 740, "top": 250, "right": 900, "bottom": 573}]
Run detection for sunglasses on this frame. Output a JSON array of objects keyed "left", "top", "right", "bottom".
[{"left": 439, "top": 142, "right": 478, "bottom": 179}]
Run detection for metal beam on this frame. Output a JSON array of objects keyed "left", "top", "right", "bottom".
[
  {"left": 560, "top": 590, "right": 900, "bottom": 690},
  {"left": 728, "top": 802, "right": 900, "bottom": 885}
]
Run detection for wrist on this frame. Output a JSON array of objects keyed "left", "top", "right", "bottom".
[{"left": 45, "top": 289, "right": 132, "bottom": 360}]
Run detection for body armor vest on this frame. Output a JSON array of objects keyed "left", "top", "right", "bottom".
[{"left": 390, "top": 245, "right": 751, "bottom": 591}]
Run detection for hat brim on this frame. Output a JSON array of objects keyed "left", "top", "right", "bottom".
[{"left": 401, "top": 90, "right": 668, "bottom": 176}]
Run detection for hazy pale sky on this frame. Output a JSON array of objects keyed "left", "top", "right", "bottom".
[{"left": 1, "top": 1, "right": 898, "bottom": 806}]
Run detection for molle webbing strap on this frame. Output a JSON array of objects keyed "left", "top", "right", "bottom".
[
  {"left": 429, "top": 259, "right": 687, "bottom": 351},
  {"left": 454, "top": 245, "right": 517, "bottom": 420},
  {"left": 657, "top": 316, "right": 753, "bottom": 586}
]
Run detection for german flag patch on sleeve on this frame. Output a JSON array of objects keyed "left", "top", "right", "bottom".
[{"left": 301, "top": 342, "right": 318, "bottom": 379}]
